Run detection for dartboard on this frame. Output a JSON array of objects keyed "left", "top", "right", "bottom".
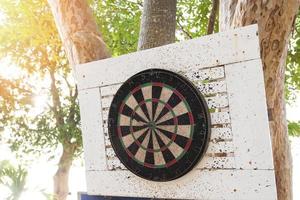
[{"left": 108, "top": 69, "right": 210, "bottom": 181}]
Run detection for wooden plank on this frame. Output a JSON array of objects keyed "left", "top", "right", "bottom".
[
  {"left": 106, "top": 156, "right": 235, "bottom": 171},
  {"left": 99, "top": 67, "right": 225, "bottom": 99},
  {"left": 206, "top": 141, "right": 234, "bottom": 154},
  {"left": 197, "top": 80, "right": 227, "bottom": 95},
  {"left": 211, "top": 127, "right": 232, "bottom": 140},
  {"left": 78, "top": 88, "right": 106, "bottom": 171},
  {"left": 75, "top": 25, "right": 260, "bottom": 90},
  {"left": 206, "top": 94, "right": 229, "bottom": 109},
  {"left": 86, "top": 169, "right": 277, "bottom": 200},
  {"left": 101, "top": 83, "right": 122, "bottom": 97},
  {"left": 196, "top": 156, "right": 234, "bottom": 169},
  {"left": 183, "top": 66, "right": 225, "bottom": 81},
  {"left": 211, "top": 112, "right": 231, "bottom": 125},
  {"left": 99, "top": 79, "right": 228, "bottom": 99},
  {"left": 225, "top": 59, "right": 274, "bottom": 170},
  {"left": 107, "top": 159, "right": 126, "bottom": 170},
  {"left": 101, "top": 92, "right": 229, "bottom": 111}
]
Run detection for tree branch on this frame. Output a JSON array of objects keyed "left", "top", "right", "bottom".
[
  {"left": 49, "top": 69, "right": 64, "bottom": 126},
  {"left": 177, "top": 20, "right": 193, "bottom": 39},
  {"left": 67, "top": 85, "right": 78, "bottom": 125},
  {"left": 207, "top": 0, "right": 219, "bottom": 35}
]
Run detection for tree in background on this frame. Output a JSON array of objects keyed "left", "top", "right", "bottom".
[
  {"left": 287, "top": 13, "right": 300, "bottom": 137},
  {"left": 47, "top": 0, "right": 110, "bottom": 199},
  {"left": 220, "top": 1, "right": 300, "bottom": 199},
  {"left": 0, "top": 160, "right": 27, "bottom": 200},
  {"left": 0, "top": 0, "right": 82, "bottom": 199}
]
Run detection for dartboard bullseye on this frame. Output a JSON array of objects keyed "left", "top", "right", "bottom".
[{"left": 108, "top": 69, "right": 211, "bottom": 181}]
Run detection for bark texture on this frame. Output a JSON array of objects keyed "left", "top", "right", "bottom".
[
  {"left": 220, "top": 1, "right": 300, "bottom": 199},
  {"left": 53, "top": 146, "right": 76, "bottom": 200},
  {"left": 138, "top": 0, "right": 177, "bottom": 50},
  {"left": 48, "top": 0, "right": 110, "bottom": 66},
  {"left": 48, "top": 0, "right": 110, "bottom": 199},
  {"left": 207, "top": 0, "right": 220, "bottom": 34}
]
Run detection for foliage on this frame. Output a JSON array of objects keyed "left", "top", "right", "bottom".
[
  {"left": 0, "top": 0, "right": 82, "bottom": 159},
  {"left": 288, "top": 121, "right": 300, "bottom": 137},
  {"left": 0, "top": 160, "right": 27, "bottom": 200},
  {"left": 286, "top": 12, "right": 300, "bottom": 103},
  {"left": 286, "top": 12, "right": 300, "bottom": 136},
  {"left": 92, "top": 0, "right": 142, "bottom": 56},
  {"left": 177, "top": 0, "right": 216, "bottom": 40}
]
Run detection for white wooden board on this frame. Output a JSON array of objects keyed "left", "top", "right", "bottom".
[{"left": 74, "top": 24, "right": 277, "bottom": 199}]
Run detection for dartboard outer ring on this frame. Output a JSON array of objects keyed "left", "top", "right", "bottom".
[{"left": 108, "top": 69, "right": 211, "bottom": 182}]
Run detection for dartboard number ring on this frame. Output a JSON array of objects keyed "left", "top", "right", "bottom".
[{"left": 108, "top": 69, "right": 211, "bottom": 181}]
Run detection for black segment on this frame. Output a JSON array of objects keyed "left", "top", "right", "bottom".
[
  {"left": 152, "top": 86, "right": 162, "bottom": 119},
  {"left": 145, "top": 132, "right": 155, "bottom": 164},
  {"left": 174, "top": 134, "right": 190, "bottom": 149},
  {"left": 147, "top": 130, "right": 154, "bottom": 150},
  {"left": 154, "top": 130, "right": 168, "bottom": 150},
  {"left": 156, "top": 128, "right": 173, "bottom": 140},
  {"left": 154, "top": 107, "right": 170, "bottom": 123},
  {"left": 160, "top": 147, "right": 175, "bottom": 163},
  {"left": 122, "top": 104, "right": 147, "bottom": 123},
  {"left": 156, "top": 118, "right": 175, "bottom": 126},
  {"left": 167, "top": 93, "right": 181, "bottom": 108},
  {"left": 120, "top": 126, "right": 131, "bottom": 136},
  {"left": 132, "top": 89, "right": 150, "bottom": 120},
  {"left": 127, "top": 142, "right": 140, "bottom": 156},
  {"left": 132, "top": 125, "right": 148, "bottom": 132},
  {"left": 136, "top": 129, "right": 149, "bottom": 144},
  {"left": 177, "top": 113, "right": 191, "bottom": 125}
]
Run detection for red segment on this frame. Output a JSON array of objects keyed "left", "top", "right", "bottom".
[
  {"left": 188, "top": 112, "right": 194, "bottom": 124},
  {"left": 152, "top": 82, "right": 164, "bottom": 87},
  {"left": 119, "top": 102, "right": 125, "bottom": 113},
  {"left": 173, "top": 116, "right": 178, "bottom": 125},
  {"left": 125, "top": 149, "right": 134, "bottom": 158},
  {"left": 184, "top": 139, "right": 192, "bottom": 151},
  {"left": 131, "top": 85, "right": 141, "bottom": 94},
  {"left": 144, "top": 162, "right": 155, "bottom": 168},
  {"left": 171, "top": 133, "right": 177, "bottom": 141},
  {"left": 117, "top": 126, "right": 122, "bottom": 138},
  {"left": 164, "top": 103, "right": 173, "bottom": 111},
  {"left": 160, "top": 146, "right": 168, "bottom": 152},
  {"left": 173, "top": 89, "right": 184, "bottom": 100},
  {"left": 166, "top": 159, "right": 177, "bottom": 168},
  {"left": 138, "top": 100, "right": 146, "bottom": 106},
  {"left": 152, "top": 98, "right": 159, "bottom": 103},
  {"left": 135, "top": 140, "right": 142, "bottom": 146},
  {"left": 147, "top": 149, "right": 154, "bottom": 153}
]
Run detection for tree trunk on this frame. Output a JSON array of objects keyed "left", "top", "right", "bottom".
[
  {"left": 53, "top": 145, "right": 75, "bottom": 200},
  {"left": 207, "top": 0, "right": 219, "bottom": 35},
  {"left": 138, "top": 0, "right": 177, "bottom": 50},
  {"left": 137, "top": 3, "right": 176, "bottom": 200},
  {"left": 48, "top": 0, "right": 110, "bottom": 66},
  {"left": 220, "top": 1, "right": 300, "bottom": 199},
  {"left": 48, "top": 0, "right": 110, "bottom": 199}
]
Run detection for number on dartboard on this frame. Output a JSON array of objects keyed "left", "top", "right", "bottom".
[{"left": 108, "top": 69, "right": 211, "bottom": 181}]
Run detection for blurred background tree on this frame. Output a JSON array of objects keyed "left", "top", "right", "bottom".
[{"left": 0, "top": 160, "right": 27, "bottom": 200}]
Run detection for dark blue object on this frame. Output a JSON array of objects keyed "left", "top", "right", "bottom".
[{"left": 79, "top": 193, "right": 153, "bottom": 200}]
